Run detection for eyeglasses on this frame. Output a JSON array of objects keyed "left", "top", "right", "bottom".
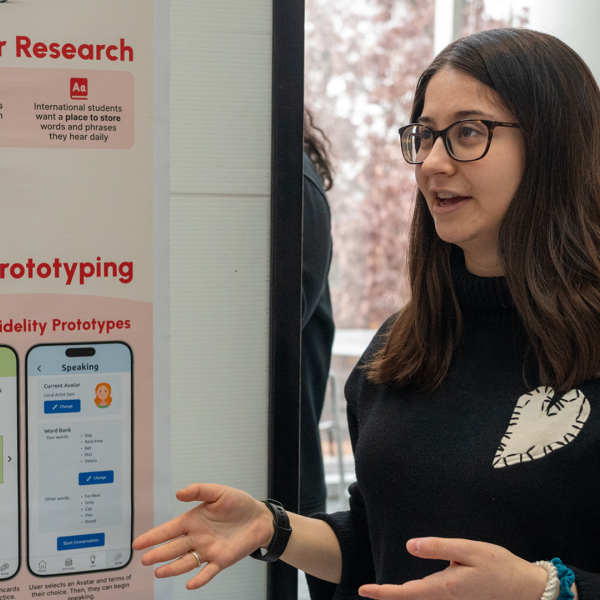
[{"left": 398, "top": 120, "right": 520, "bottom": 164}]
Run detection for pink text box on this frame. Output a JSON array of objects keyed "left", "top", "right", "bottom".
[{"left": 0, "top": 67, "right": 134, "bottom": 149}]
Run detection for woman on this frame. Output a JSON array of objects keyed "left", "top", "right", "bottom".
[{"left": 133, "top": 29, "right": 600, "bottom": 600}]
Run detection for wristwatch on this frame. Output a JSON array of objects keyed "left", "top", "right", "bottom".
[{"left": 250, "top": 499, "right": 293, "bottom": 562}]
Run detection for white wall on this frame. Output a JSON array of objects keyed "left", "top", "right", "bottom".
[
  {"left": 527, "top": 0, "right": 600, "bottom": 81},
  {"left": 170, "top": 1, "right": 273, "bottom": 598},
  {"left": 435, "top": 0, "right": 600, "bottom": 80},
  {"left": 434, "top": 0, "right": 466, "bottom": 55}
]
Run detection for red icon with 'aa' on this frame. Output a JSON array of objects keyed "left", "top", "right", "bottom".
[{"left": 70, "top": 78, "right": 88, "bottom": 100}]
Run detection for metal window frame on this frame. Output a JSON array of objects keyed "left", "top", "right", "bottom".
[{"left": 268, "top": 0, "right": 305, "bottom": 597}]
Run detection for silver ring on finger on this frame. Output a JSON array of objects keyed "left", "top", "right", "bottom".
[{"left": 189, "top": 550, "right": 202, "bottom": 569}]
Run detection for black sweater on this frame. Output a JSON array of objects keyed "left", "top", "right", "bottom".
[{"left": 310, "top": 253, "right": 600, "bottom": 600}]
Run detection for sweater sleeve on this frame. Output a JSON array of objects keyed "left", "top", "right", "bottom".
[
  {"left": 307, "top": 321, "right": 396, "bottom": 599},
  {"left": 569, "top": 567, "right": 600, "bottom": 600},
  {"left": 306, "top": 460, "right": 376, "bottom": 598}
]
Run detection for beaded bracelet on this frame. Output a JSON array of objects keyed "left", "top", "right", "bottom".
[{"left": 534, "top": 558, "right": 575, "bottom": 600}]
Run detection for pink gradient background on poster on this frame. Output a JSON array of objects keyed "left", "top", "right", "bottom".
[
  {"left": 0, "top": 67, "right": 134, "bottom": 150},
  {"left": 1, "top": 293, "right": 154, "bottom": 598}
]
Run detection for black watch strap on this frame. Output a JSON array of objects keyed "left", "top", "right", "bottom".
[{"left": 250, "top": 499, "right": 292, "bottom": 563}]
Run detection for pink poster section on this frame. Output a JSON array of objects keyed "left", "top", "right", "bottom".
[
  {"left": 0, "top": 67, "right": 134, "bottom": 150},
  {"left": 0, "top": 294, "right": 154, "bottom": 600}
]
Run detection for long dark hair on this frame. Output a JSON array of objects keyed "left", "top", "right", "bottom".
[{"left": 369, "top": 28, "right": 600, "bottom": 392}]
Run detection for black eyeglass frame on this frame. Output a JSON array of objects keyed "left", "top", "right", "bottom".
[{"left": 398, "top": 119, "right": 521, "bottom": 164}]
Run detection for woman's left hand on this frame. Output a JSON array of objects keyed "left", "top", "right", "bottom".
[{"left": 358, "top": 537, "right": 549, "bottom": 600}]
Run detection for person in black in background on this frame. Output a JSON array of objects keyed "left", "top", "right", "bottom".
[{"left": 300, "top": 108, "right": 335, "bottom": 516}]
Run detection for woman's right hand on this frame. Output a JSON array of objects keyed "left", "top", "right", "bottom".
[{"left": 132, "top": 483, "right": 274, "bottom": 590}]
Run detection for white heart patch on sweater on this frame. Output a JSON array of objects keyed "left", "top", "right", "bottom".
[{"left": 493, "top": 386, "right": 590, "bottom": 469}]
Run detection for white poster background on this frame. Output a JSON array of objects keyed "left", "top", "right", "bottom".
[{"left": 0, "top": 1, "right": 169, "bottom": 598}]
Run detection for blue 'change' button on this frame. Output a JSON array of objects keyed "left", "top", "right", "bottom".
[
  {"left": 78, "top": 471, "right": 114, "bottom": 486},
  {"left": 44, "top": 400, "right": 81, "bottom": 414},
  {"left": 57, "top": 533, "right": 105, "bottom": 551}
]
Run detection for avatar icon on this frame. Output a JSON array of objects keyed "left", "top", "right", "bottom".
[{"left": 94, "top": 382, "right": 112, "bottom": 408}]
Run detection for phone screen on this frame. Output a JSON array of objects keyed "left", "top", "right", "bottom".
[
  {"left": 0, "top": 346, "right": 19, "bottom": 580},
  {"left": 26, "top": 342, "right": 133, "bottom": 576}
]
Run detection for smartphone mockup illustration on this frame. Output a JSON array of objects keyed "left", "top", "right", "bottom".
[
  {"left": 26, "top": 342, "right": 133, "bottom": 576},
  {"left": 0, "top": 346, "right": 20, "bottom": 580}
]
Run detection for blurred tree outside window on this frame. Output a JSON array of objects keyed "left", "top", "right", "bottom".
[
  {"left": 305, "top": 0, "right": 530, "bottom": 332},
  {"left": 305, "top": 0, "right": 434, "bottom": 331}
]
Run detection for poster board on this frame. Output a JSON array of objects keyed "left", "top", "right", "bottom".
[{"left": 0, "top": 1, "right": 170, "bottom": 598}]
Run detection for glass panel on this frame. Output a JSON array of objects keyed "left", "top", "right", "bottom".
[{"left": 305, "top": 0, "right": 532, "bottom": 514}]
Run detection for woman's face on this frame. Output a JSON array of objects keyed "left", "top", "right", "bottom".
[
  {"left": 414, "top": 67, "right": 526, "bottom": 276},
  {"left": 97, "top": 386, "right": 109, "bottom": 401}
]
